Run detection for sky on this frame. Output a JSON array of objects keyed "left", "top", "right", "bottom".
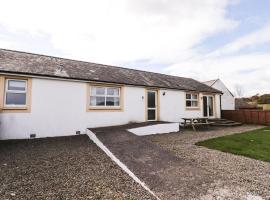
[{"left": 0, "top": 0, "right": 269, "bottom": 97}]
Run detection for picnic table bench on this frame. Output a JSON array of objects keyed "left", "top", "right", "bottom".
[{"left": 181, "top": 117, "right": 214, "bottom": 131}]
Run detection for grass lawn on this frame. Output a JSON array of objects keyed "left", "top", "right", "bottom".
[{"left": 196, "top": 126, "right": 270, "bottom": 162}]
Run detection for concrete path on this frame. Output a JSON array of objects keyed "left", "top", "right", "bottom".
[{"left": 90, "top": 123, "right": 217, "bottom": 200}]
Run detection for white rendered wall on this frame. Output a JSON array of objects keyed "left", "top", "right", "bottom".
[
  {"left": 215, "top": 94, "right": 221, "bottom": 118},
  {"left": 211, "top": 80, "right": 235, "bottom": 110},
  {"left": 159, "top": 89, "right": 201, "bottom": 122},
  {"left": 159, "top": 89, "right": 221, "bottom": 122},
  {"left": 0, "top": 78, "right": 146, "bottom": 139},
  {"left": 0, "top": 78, "right": 221, "bottom": 140}
]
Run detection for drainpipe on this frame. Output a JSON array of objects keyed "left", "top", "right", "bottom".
[{"left": 220, "top": 94, "right": 222, "bottom": 118}]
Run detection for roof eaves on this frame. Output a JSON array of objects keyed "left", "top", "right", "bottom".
[{"left": 0, "top": 70, "right": 222, "bottom": 94}]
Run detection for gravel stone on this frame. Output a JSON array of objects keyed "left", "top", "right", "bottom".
[
  {"left": 0, "top": 135, "right": 155, "bottom": 200},
  {"left": 146, "top": 125, "right": 270, "bottom": 200}
]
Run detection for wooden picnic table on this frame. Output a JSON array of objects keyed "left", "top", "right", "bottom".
[{"left": 181, "top": 117, "right": 213, "bottom": 131}]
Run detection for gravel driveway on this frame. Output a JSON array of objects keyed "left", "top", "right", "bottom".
[
  {"left": 146, "top": 125, "right": 270, "bottom": 200},
  {"left": 0, "top": 135, "right": 155, "bottom": 200}
]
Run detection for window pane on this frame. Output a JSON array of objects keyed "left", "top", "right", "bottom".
[
  {"left": 107, "top": 88, "right": 119, "bottom": 96},
  {"left": 90, "top": 96, "right": 105, "bottom": 106},
  {"left": 106, "top": 97, "right": 120, "bottom": 106},
  {"left": 148, "top": 110, "right": 156, "bottom": 120},
  {"left": 186, "top": 100, "right": 191, "bottom": 107},
  {"left": 192, "top": 94, "right": 198, "bottom": 100},
  {"left": 186, "top": 94, "right": 191, "bottom": 99},
  {"left": 91, "top": 87, "right": 105, "bottom": 95},
  {"left": 6, "top": 93, "right": 26, "bottom": 105},
  {"left": 148, "top": 92, "right": 156, "bottom": 108},
  {"left": 8, "top": 80, "right": 26, "bottom": 91},
  {"left": 192, "top": 101, "right": 198, "bottom": 107}
]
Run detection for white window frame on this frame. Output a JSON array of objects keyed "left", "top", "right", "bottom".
[
  {"left": 89, "top": 86, "right": 121, "bottom": 109},
  {"left": 186, "top": 93, "right": 199, "bottom": 109},
  {"left": 4, "top": 79, "right": 28, "bottom": 108}
]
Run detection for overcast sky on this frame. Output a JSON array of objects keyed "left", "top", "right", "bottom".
[{"left": 0, "top": 0, "right": 269, "bottom": 97}]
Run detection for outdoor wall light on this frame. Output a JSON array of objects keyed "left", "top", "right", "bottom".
[
  {"left": 142, "top": 96, "right": 144, "bottom": 100},
  {"left": 163, "top": 92, "right": 166, "bottom": 96}
]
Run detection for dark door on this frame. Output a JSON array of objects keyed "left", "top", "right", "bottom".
[
  {"left": 203, "top": 96, "right": 208, "bottom": 117},
  {"left": 203, "top": 96, "right": 214, "bottom": 117},
  {"left": 147, "top": 90, "right": 157, "bottom": 121}
]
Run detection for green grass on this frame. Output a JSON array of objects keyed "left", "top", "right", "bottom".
[{"left": 196, "top": 127, "right": 270, "bottom": 162}]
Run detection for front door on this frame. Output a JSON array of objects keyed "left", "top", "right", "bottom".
[
  {"left": 203, "top": 96, "right": 214, "bottom": 117},
  {"left": 147, "top": 90, "right": 157, "bottom": 121}
]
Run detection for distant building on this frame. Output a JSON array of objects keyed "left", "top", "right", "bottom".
[
  {"left": 238, "top": 94, "right": 270, "bottom": 110},
  {"left": 235, "top": 98, "right": 260, "bottom": 110}
]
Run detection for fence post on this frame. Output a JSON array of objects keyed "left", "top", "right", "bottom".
[{"left": 244, "top": 110, "right": 247, "bottom": 123}]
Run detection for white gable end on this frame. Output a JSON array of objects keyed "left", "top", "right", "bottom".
[{"left": 211, "top": 79, "right": 235, "bottom": 110}]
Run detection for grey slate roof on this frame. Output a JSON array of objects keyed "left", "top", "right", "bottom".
[{"left": 0, "top": 49, "right": 221, "bottom": 93}]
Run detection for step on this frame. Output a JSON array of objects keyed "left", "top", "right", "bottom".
[
  {"left": 208, "top": 118, "right": 227, "bottom": 122},
  {"left": 211, "top": 122, "right": 242, "bottom": 127},
  {"left": 214, "top": 120, "right": 236, "bottom": 124}
]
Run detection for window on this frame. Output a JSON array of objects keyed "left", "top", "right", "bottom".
[
  {"left": 0, "top": 77, "right": 31, "bottom": 113},
  {"left": 4, "top": 79, "right": 27, "bottom": 107},
  {"left": 89, "top": 86, "right": 121, "bottom": 108},
  {"left": 186, "top": 93, "right": 199, "bottom": 108}
]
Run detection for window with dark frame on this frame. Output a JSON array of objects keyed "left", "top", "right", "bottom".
[{"left": 186, "top": 93, "right": 199, "bottom": 108}]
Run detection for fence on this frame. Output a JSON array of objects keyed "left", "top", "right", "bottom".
[{"left": 222, "top": 110, "right": 270, "bottom": 125}]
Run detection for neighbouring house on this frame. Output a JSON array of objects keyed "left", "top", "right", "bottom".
[
  {"left": 235, "top": 94, "right": 270, "bottom": 110},
  {"left": 0, "top": 49, "right": 222, "bottom": 140},
  {"left": 235, "top": 98, "right": 261, "bottom": 110},
  {"left": 203, "top": 79, "right": 235, "bottom": 110},
  {"left": 258, "top": 104, "right": 270, "bottom": 110}
]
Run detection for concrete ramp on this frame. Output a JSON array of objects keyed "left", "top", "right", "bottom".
[{"left": 89, "top": 123, "right": 216, "bottom": 200}]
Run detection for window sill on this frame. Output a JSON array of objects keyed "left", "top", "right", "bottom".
[
  {"left": 0, "top": 106, "right": 30, "bottom": 113},
  {"left": 186, "top": 107, "right": 200, "bottom": 110},
  {"left": 87, "top": 106, "right": 123, "bottom": 112}
]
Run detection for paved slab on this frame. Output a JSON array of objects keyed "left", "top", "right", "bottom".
[{"left": 90, "top": 123, "right": 218, "bottom": 200}]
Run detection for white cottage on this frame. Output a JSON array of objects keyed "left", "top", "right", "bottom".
[
  {"left": 203, "top": 79, "right": 235, "bottom": 110},
  {"left": 0, "top": 49, "right": 222, "bottom": 140}
]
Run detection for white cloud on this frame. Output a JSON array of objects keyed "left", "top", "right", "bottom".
[
  {"left": 161, "top": 14, "right": 270, "bottom": 96},
  {"left": 1, "top": 0, "right": 269, "bottom": 96},
  {"left": 166, "top": 34, "right": 270, "bottom": 96},
  {"left": 208, "top": 24, "right": 270, "bottom": 57},
  {"left": 0, "top": 40, "right": 12, "bottom": 48},
  {"left": 0, "top": 0, "right": 237, "bottom": 64}
]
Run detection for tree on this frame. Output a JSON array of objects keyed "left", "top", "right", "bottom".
[{"left": 234, "top": 84, "right": 244, "bottom": 98}]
